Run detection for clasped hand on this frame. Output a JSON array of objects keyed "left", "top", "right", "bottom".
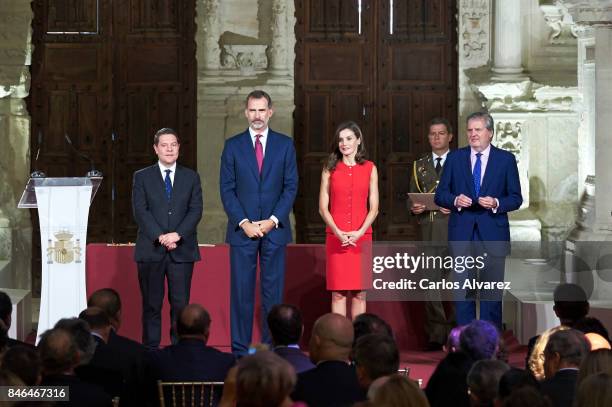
[
  {"left": 241, "top": 219, "right": 275, "bottom": 239},
  {"left": 455, "top": 194, "right": 497, "bottom": 210},
  {"left": 159, "top": 232, "right": 180, "bottom": 250},
  {"left": 334, "top": 229, "right": 363, "bottom": 247}
]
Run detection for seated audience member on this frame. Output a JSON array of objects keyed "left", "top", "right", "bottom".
[
  {"left": 426, "top": 350, "right": 474, "bottom": 407},
  {"left": 231, "top": 350, "right": 304, "bottom": 407},
  {"left": 540, "top": 329, "right": 589, "bottom": 407},
  {"left": 0, "top": 290, "right": 34, "bottom": 349},
  {"left": 585, "top": 333, "right": 611, "bottom": 350},
  {"left": 573, "top": 316, "right": 610, "bottom": 342},
  {"left": 460, "top": 320, "right": 500, "bottom": 361},
  {"left": 495, "top": 367, "right": 539, "bottom": 405},
  {"left": 352, "top": 313, "right": 393, "bottom": 345},
  {"left": 39, "top": 328, "right": 112, "bottom": 407},
  {"left": 576, "top": 348, "right": 612, "bottom": 386},
  {"left": 1, "top": 345, "right": 41, "bottom": 385},
  {"left": 528, "top": 326, "right": 570, "bottom": 380},
  {"left": 445, "top": 325, "right": 465, "bottom": 353},
  {"left": 267, "top": 304, "right": 314, "bottom": 373},
  {"left": 352, "top": 333, "right": 400, "bottom": 390},
  {"left": 466, "top": 360, "right": 509, "bottom": 407},
  {"left": 54, "top": 318, "right": 96, "bottom": 366},
  {"left": 370, "top": 375, "right": 429, "bottom": 407},
  {"left": 574, "top": 372, "right": 612, "bottom": 407},
  {"left": 292, "top": 313, "right": 366, "bottom": 406},
  {"left": 501, "top": 387, "right": 551, "bottom": 407},
  {"left": 147, "top": 304, "right": 235, "bottom": 382}
]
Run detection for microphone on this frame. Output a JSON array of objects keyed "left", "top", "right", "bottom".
[
  {"left": 64, "top": 133, "right": 103, "bottom": 177},
  {"left": 30, "top": 129, "right": 46, "bottom": 178}
]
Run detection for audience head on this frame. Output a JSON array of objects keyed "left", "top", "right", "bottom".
[
  {"left": 574, "top": 316, "right": 610, "bottom": 342},
  {"left": 353, "top": 313, "right": 393, "bottom": 345},
  {"left": 0, "top": 291, "right": 12, "bottom": 328},
  {"left": 577, "top": 348, "right": 612, "bottom": 386},
  {"left": 309, "top": 313, "right": 354, "bottom": 363},
  {"left": 353, "top": 333, "right": 400, "bottom": 389},
  {"left": 501, "top": 386, "right": 551, "bottom": 407},
  {"left": 528, "top": 325, "right": 569, "bottom": 380},
  {"left": 586, "top": 333, "right": 611, "bottom": 351},
  {"left": 78, "top": 306, "right": 112, "bottom": 343},
  {"left": 235, "top": 350, "right": 296, "bottom": 407},
  {"left": 1, "top": 345, "right": 42, "bottom": 385},
  {"left": 574, "top": 372, "right": 612, "bottom": 407},
  {"left": 370, "top": 375, "right": 429, "bottom": 407},
  {"left": 543, "top": 329, "right": 588, "bottom": 378},
  {"left": 38, "top": 328, "right": 79, "bottom": 375},
  {"left": 267, "top": 304, "right": 303, "bottom": 347},
  {"left": 445, "top": 325, "right": 465, "bottom": 353},
  {"left": 54, "top": 318, "right": 95, "bottom": 366},
  {"left": 553, "top": 283, "right": 589, "bottom": 326},
  {"left": 466, "top": 360, "right": 510, "bottom": 407},
  {"left": 460, "top": 320, "right": 500, "bottom": 361},
  {"left": 496, "top": 368, "right": 539, "bottom": 402},
  {"left": 176, "top": 304, "right": 211, "bottom": 341},
  {"left": 87, "top": 288, "right": 122, "bottom": 330}
]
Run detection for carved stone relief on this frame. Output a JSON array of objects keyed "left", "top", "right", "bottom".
[
  {"left": 460, "top": 0, "right": 490, "bottom": 66},
  {"left": 540, "top": 1, "right": 578, "bottom": 45},
  {"left": 493, "top": 118, "right": 529, "bottom": 209},
  {"left": 220, "top": 45, "right": 268, "bottom": 76}
]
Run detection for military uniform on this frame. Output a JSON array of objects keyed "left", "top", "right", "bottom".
[{"left": 409, "top": 152, "right": 454, "bottom": 346}]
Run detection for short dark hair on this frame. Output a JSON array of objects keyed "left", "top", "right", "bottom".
[
  {"left": 428, "top": 117, "right": 453, "bottom": 135},
  {"left": 153, "top": 128, "right": 180, "bottom": 145},
  {"left": 54, "top": 318, "right": 95, "bottom": 365},
  {"left": 466, "top": 111, "right": 494, "bottom": 134},
  {"left": 545, "top": 329, "right": 589, "bottom": 367},
  {"left": 460, "top": 320, "right": 500, "bottom": 361},
  {"left": 466, "top": 360, "right": 510, "bottom": 405},
  {"left": 38, "top": 328, "right": 79, "bottom": 375},
  {"left": 353, "top": 333, "right": 400, "bottom": 381},
  {"left": 553, "top": 283, "right": 589, "bottom": 325},
  {"left": 78, "top": 307, "right": 111, "bottom": 330},
  {"left": 2, "top": 345, "right": 41, "bottom": 385},
  {"left": 176, "top": 304, "right": 211, "bottom": 337},
  {"left": 245, "top": 90, "right": 272, "bottom": 108},
  {"left": 497, "top": 368, "right": 539, "bottom": 400},
  {"left": 267, "top": 304, "right": 303, "bottom": 346},
  {"left": 88, "top": 288, "right": 122, "bottom": 321},
  {"left": 0, "top": 291, "right": 12, "bottom": 322},
  {"left": 353, "top": 313, "right": 393, "bottom": 345}
]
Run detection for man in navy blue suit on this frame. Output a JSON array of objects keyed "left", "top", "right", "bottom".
[
  {"left": 220, "top": 90, "right": 298, "bottom": 356},
  {"left": 434, "top": 112, "right": 522, "bottom": 329}
]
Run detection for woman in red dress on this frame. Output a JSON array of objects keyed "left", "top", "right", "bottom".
[{"left": 318, "top": 121, "right": 379, "bottom": 318}]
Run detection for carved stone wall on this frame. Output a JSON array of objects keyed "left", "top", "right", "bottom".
[
  {"left": 0, "top": 1, "right": 33, "bottom": 289},
  {"left": 195, "top": 0, "right": 295, "bottom": 243}
]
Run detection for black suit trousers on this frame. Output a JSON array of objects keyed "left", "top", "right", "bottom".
[{"left": 137, "top": 255, "right": 193, "bottom": 349}]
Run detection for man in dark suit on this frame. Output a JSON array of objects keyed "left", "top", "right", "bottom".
[
  {"left": 292, "top": 313, "right": 366, "bottom": 407},
  {"left": 132, "top": 128, "right": 203, "bottom": 349},
  {"left": 0, "top": 290, "right": 34, "bottom": 348},
  {"left": 220, "top": 90, "right": 298, "bottom": 356},
  {"left": 39, "top": 328, "right": 112, "bottom": 407},
  {"left": 267, "top": 304, "right": 314, "bottom": 373},
  {"left": 435, "top": 112, "right": 522, "bottom": 328},
  {"left": 541, "top": 329, "right": 588, "bottom": 407}
]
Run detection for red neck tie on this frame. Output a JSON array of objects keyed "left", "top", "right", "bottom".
[{"left": 255, "top": 134, "right": 264, "bottom": 174}]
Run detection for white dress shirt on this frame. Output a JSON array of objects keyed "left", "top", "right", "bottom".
[{"left": 158, "top": 161, "right": 177, "bottom": 185}]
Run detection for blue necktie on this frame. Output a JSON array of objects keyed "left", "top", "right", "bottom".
[
  {"left": 473, "top": 153, "right": 482, "bottom": 197},
  {"left": 164, "top": 169, "right": 172, "bottom": 201}
]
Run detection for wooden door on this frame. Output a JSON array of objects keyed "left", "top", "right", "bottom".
[
  {"left": 29, "top": 0, "right": 196, "bottom": 295},
  {"left": 294, "top": 0, "right": 457, "bottom": 242}
]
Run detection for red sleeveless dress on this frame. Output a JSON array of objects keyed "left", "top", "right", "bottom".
[{"left": 326, "top": 160, "right": 374, "bottom": 291}]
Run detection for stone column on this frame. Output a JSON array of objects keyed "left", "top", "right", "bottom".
[
  {"left": 492, "top": 0, "right": 524, "bottom": 78},
  {"left": 199, "top": 0, "right": 221, "bottom": 73},
  {"left": 269, "top": 0, "right": 289, "bottom": 76}
]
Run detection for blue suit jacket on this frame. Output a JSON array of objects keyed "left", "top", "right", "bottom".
[
  {"left": 220, "top": 129, "right": 298, "bottom": 246},
  {"left": 434, "top": 145, "right": 522, "bottom": 243}
]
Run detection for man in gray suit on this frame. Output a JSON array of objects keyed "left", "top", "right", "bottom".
[{"left": 132, "top": 128, "right": 203, "bottom": 349}]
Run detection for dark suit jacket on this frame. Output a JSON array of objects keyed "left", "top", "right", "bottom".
[
  {"left": 132, "top": 163, "right": 203, "bottom": 262},
  {"left": 220, "top": 129, "right": 298, "bottom": 246},
  {"left": 540, "top": 369, "right": 578, "bottom": 407},
  {"left": 146, "top": 338, "right": 236, "bottom": 382},
  {"left": 273, "top": 346, "right": 315, "bottom": 374},
  {"left": 41, "top": 374, "right": 112, "bottom": 407},
  {"left": 434, "top": 145, "right": 522, "bottom": 250},
  {"left": 292, "top": 360, "right": 366, "bottom": 407}
]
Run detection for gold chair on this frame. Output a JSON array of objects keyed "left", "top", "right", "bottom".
[
  {"left": 397, "top": 367, "right": 410, "bottom": 377},
  {"left": 157, "top": 381, "right": 224, "bottom": 407}
]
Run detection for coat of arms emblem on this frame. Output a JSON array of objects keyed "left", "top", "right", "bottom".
[{"left": 47, "top": 231, "right": 82, "bottom": 264}]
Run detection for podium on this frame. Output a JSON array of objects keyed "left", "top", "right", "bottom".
[{"left": 18, "top": 177, "right": 102, "bottom": 342}]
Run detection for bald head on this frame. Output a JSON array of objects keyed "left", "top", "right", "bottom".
[
  {"left": 309, "top": 313, "right": 354, "bottom": 362},
  {"left": 177, "top": 304, "right": 211, "bottom": 341},
  {"left": 88, "top": 288, "right": 121, "bottom": 329},
  {"left": 38, "top": 328, "right": 79, "bottom": 375}
]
